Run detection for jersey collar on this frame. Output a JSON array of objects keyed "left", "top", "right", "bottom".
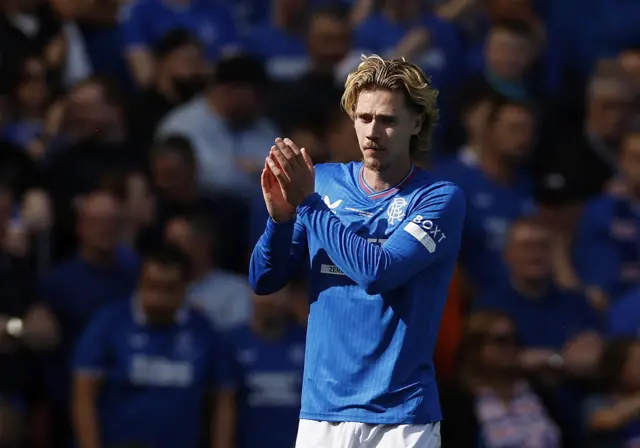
[{"left": 357, "top": 163, "right": 416, "bottom": 200}]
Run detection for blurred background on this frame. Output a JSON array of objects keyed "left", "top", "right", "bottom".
[{"left": 0, "top": 0, "right": 639, "bottom": 447}]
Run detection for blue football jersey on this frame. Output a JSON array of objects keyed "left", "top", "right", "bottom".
[{"left": 250, "top": 162, "right": 465, "bottom": 424}]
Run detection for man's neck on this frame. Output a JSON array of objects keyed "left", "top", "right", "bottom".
[
  {"left": 191, "top": 262, "right": 212, "bottom": 283},
  {"left": 511, "top": 276, "right": 549, "bottom": 298},
  {"left": 80, "top": 246, "right": 116, "bottom": 267},
  {"left": 362, "top": 158, "right": 412, "bottom": 192},
  {"left": 479, "top": 151, "right": 515, "bottom": 184},
  {"left": 156, "top": 76, "right": 178, "bottom": 103}
]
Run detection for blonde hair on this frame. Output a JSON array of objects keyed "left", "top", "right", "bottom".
[{"left": 341, "top": 54, "right": 439, "bottom": 153}]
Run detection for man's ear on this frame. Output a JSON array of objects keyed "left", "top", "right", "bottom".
[{"left": 412, "top": 113, "right": 424, "bottom": 136}]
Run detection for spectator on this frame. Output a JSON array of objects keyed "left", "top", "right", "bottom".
[
  {"left": 476, "top": 217, "right": 604, "bottom": 351},
  {"left": 470, "top": 20, "right": 539, "bottom": 102},
  {"left": 122, "top": 0, "right": 238, "bottom": 87},
  {"left": 0, "top": 177, "right": 60, "bottom": 447},
  {"left": 44, "top": 76, "right": 136, "bottom": 259},
  {"left": 353, "top": 0, "right": 465, "bottom": 90},
  {"left": 440, "top": 310, "right": 571, "bottom": 447},
  {"left": 147, "top": 136, "right": 249, "bottom": 272},
  {"left": 72, "top": 245, "right": 236, "bottom": 448},
  {"left": 164, "top": 214, "right": 252, "bottom": 330},
  {"left": 243, "top": 0, "right": 310, "bottom": 82},
  {"left": 223, "top": 286, "right": 306, "bottom": 448},
  {"left": 585, "top": 338, "right": 640, "bottom": 448},
  {"left": 438, "top": 97, "right": 536, "bottom": 295},
  {"left": 97, "top": 168, "right": 157, "bottom": 251},
  {"left": 157, "top": 54, "right": 276, "bottom": 197},
  {"left": 535, "top": 65, "right": 632, "bottom": 223},
  {"left": 1, "top": 54, "right": 53, "bottom": 155},
  {"left": 267, "top": 4, "right": 353, "bottom": 130},
  {"left": 439, "top": 82, "right": 497, "bottom": 162},
  {"left": 0, "top": 0, "right": 65, "bottom": 109},
  {"left": 573, "top": 130, "right": 640, "bottom": 302},
  {"left": 128, "top": 28, "right": 209, "bottom": 158},
  {"left": 40, "top": 190, "right": 140, "bottom": 443},
  {"left": 476, "top": 216, "right": 605, "bottom": 439}
]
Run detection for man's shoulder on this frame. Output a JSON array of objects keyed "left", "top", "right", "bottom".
[
  {"left": 409, "top": 172, "right": 465, "bottom": 207},
  {"left": 157, "top": 97, "right": 212, "bottom": 132}
]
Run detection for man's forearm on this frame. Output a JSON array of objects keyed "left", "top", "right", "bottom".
[
  {"left": 73, "top": 399, "right": 101, "bottom": 448},
  {"left": 249, "top": 219, "right": 298, "bottom": 295}
]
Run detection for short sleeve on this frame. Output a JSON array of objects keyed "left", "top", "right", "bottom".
[
  {"left": 72, "top": 309, "right": 114, "bottom": 376},
  {"left": 120, "top": 2, "right": 152, "bottom": 50}
]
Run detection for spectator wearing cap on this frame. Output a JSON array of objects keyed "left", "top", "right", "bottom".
[
  {"left": 128, "top": 28, "right": 209, "bottom": 158},
  {"left": 121, "top": 0, "right": 239, "bottom": 88},
  {"left": 156, "top": 54, "right": 277, "bottom": 198}
]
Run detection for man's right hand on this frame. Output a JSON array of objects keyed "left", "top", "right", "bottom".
[{"left": 261, "top": 158, "right": 296, "bottom": 223}]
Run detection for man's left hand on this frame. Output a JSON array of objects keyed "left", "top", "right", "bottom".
[{"left": 267, "top": 137, "right": 315, "bottom": 207}]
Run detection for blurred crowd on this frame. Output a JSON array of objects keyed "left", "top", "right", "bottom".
[{"left": 0, "top": 0, "right": 639, "bottom": 447}]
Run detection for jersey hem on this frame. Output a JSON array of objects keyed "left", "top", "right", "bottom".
[{"left": 299, "top": 412, "right": 441, "bottom": 425}]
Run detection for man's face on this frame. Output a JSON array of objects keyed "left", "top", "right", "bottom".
[
  {"left": 588, "top": 81, "right": 631, "bottom": 142},
  {"left": 505, "top": 223, "right": 552, "bottom": 282},
  {"left": 485, "top": 30, "right": 533, "bottom": 81},
  {"left": 307, "top": 14, "right": 351, "bottom": 69},
  {"left": 353, "top": 89, "right": 421, "bottom": 172},
  {"left": 151, "top": 152, "right": 193, "bottom": 197},
  {"left": 77, "top": 194, "right": 123, "bottom": 253},
  {"left": 486, "top": 105, "right": 533, "bottom": 161},
  {"left": 218, "top": 83, "right": 262, "bottom": 128},
  {"left": 66, "top": 83, "right": 118, "bottom": 139},
  {"left": 138, "top": 262, "right": 186, "bottom": 321},
  {"left": 621, "top": 134, "right": 640, "bottom": 188},
  {"left": 163, "top": 44, "right": 208, "bottom": 102}
]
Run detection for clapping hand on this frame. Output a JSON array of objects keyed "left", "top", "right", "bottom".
[{"left": 266, "top": 138, "right": 315, "bottom": 207}]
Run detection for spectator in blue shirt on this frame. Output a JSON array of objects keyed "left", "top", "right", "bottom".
[
  {"left": 476, "top": 216, "right": 605, "bottom": 439},
  {"left": 352, "top": 0, "right": 465, "bottom": 91},
  {"left": 72, "top": 245, "right": 236, "bottom": 448},
  {"left": 40, "top": 189, "right": 140, "bottom": 434},
  {"left": 437, "top": 97, "right": 536, "bottom": 295},
  {"left": 121, "top": 0, "right": 239, "bottom": 87},
  {"left": 574, "top": 130, "right": 640, "bottom": 303},
  {"left": 243, "top": 0, "right": 309, "bottom": 82},
  {"left": 222, "top": 284, "right": 306, "bottom": 448},
  {"left": 469, "top": 20, "right": 538, "bottom": 102}
]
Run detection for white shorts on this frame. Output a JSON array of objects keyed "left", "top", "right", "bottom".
[{"left": 294, "top": 419, "right": 441, "bottom": 448}]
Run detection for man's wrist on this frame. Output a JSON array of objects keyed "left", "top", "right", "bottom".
[{"left": 297, "top": 193, "right": 322, "bottom": 217}]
